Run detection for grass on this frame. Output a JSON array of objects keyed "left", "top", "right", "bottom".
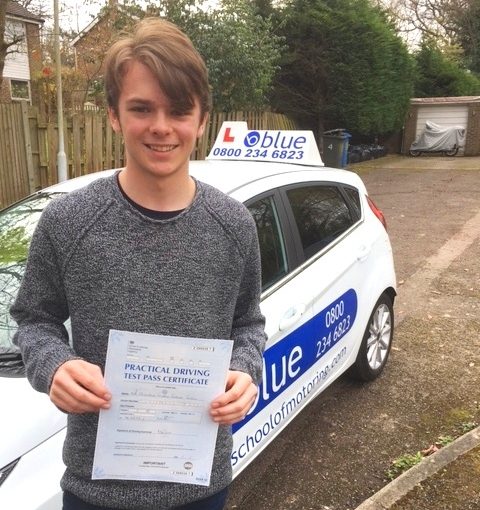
[
  {"left": 386, "top": 452, "right": 423, "bottom": 481},
  {"left": 386, "top": 421, "right": 478, "bottom": 481}
]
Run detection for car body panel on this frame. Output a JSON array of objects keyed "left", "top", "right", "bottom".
[{"left": 0, "top": 378, "right": 65, "bottom": 468}]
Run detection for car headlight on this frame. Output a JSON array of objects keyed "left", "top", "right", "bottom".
[{"left": 0, "top": 458, "right": 19, "bottom": 487}]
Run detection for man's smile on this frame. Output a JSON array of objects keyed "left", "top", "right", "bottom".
[{"left": 145, "top": 144, "right": 178, "bottom": 153}]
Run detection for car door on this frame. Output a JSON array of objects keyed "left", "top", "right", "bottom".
[
  {"left": 230, "top": 182, "right": 321, "bottom": 474},
  {"left": 230, "top": 175, "right": 367, "bottom": 476},
  {"left": 280, "top": 181, "right": 366, "bottom": 380}
]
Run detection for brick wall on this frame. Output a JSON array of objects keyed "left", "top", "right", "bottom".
[
  {"left": 464, "top": 103, "right": 480, "bottom": 156},
  {"left": 26, "top": 22, "right": 42, "bottom": 105},
  {"left": 0, "top": 79, "right": 11, "bottom": 102},
  {"left": 74, "top": 15, "right": 118, "bottom": 88},
  {"left": 401, "top": 104, "right": 419, "bottom": 154}
]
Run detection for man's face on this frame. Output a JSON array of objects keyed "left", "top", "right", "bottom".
[{"left": 108, "top": 60, "right": 206, "bottom": 182}]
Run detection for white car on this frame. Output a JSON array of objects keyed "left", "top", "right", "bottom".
[{"left": 0, "top": 123, "right": 396, "bottom": 509}]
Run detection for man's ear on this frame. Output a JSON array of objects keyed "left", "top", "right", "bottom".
[
  {"left": 197, "top": 112, "right": 209, "bottom": 139},
  {"left": 108, "top": 107, "right": 121, "bottom": 133}
]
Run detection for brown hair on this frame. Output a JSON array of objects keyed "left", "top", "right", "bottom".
[{"left": 104, "top": 18, "right": 211, "bottom": 118}]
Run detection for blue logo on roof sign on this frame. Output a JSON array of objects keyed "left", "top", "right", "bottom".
[
  {"left": 207, "top": 121, "right": 324, "bottom": 167},
  {"left": 244, "top": 131, "right": 261, "bottom": 147}
]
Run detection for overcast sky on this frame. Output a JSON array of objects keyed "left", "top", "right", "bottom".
[
  {"left": 35, "top": 0, "right": 102, "bottom": 33},
  {"left": 58, "top": 0, "right": 101, "bottom": 33}
]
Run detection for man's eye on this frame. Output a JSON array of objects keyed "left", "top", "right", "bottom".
[
  {"left": 130, "top": 106, "right": 150, "bottom": 113},
  {"left": 171, "top": 109, "right": 192, "bottom": 117}
]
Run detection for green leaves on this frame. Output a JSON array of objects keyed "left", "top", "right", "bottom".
[
  {"left": 165, "top": 0, "right": 284, "bottom": 111},
  {"left": 272, "top": 0, "right": 415, "bottom": 138},
  {"left": 414, "top": 38, "right": 480, "bottom": 97}
]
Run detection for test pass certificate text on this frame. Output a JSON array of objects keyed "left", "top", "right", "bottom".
[{"left": 92, "top": 330, "right": 233, "bottom": 485}]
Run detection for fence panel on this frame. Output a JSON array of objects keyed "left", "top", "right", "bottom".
[
  {"left": 0, "top": 103, "right": 32, "bottom": 208},
  {"left": 0, "top": 107, "right": 295, "bottom": 208}
]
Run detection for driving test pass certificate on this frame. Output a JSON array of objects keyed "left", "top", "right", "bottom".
[{"left": 92, "top": 330, "right": 233, "bottom": 486}]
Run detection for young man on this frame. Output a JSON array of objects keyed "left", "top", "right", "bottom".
[{"left": 11, "top": 18, "right": 266, "bottom": 510}]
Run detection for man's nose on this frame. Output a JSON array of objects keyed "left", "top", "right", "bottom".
[{"left": 150, "top": 111, "right": 172, "bottom": 135}]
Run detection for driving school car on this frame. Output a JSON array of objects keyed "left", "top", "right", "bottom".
[{"left": 0, "top": 122, "right": 396, "bottom": 509}]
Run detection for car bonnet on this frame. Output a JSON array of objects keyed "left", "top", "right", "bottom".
[{"left": 0, "top": 376, "right": 66, "bottom": 467}]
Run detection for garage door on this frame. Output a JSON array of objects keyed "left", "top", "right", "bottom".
[{"left": 416, "top": 105, "right": 468, "bottom": 153}]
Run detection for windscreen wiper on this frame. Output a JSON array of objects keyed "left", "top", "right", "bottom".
[
  {"left": 0, "top": 351, "right": 23, "bottom": 362},
  {"left": 0, "top": 350, "right": 25, "bottom": 377}
]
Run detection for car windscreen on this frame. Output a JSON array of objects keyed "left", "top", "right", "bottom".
[{"left": 0, "top": 193, "right": 62, "bottom": 376}]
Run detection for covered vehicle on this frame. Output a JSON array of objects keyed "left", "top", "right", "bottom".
[{"left": 409, "top": 121, "right": 466, "bottom": 156}]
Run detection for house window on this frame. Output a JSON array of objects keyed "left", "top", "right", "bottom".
[
  {"left": 10, "top": 80, "right": 30, "bottom": 101},
  {"left": 5, "top": 20, "right": 27, "bottom": 53}
]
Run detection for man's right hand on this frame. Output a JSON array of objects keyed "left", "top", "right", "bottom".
[{"left": 49, "top": 359, "right": 112, "bottom": 414}]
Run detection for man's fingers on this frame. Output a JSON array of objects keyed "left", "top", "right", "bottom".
[
  {"left": 50, "top": 359, "right": 111, "bottom": 413},
  {"left": 212, "top": 390, "right": 257, "bottom": 425},
  {"left": 62, "top": 360, "right": 110, "bottom": 398},
  {"left": 210, "top": 371, "right": 258, "bottom": 425}
]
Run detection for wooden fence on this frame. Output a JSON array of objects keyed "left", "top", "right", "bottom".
[{"left": 0, "top": 104, "right": 296, "bottom": 209}]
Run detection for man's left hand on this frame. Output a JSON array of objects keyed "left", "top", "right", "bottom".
[{"left": 210, "top": 370, "right": 257, "bottom": 425}]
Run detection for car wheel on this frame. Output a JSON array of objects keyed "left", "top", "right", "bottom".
[
  {"left": 349, "top": 293, "right": 394, "bottom": 381},
  {"left": 409, "top": 149, "right": 421, "bottom": 157},
  {"left": 445, "top": 147, "right": 458, "bottom": 156}
]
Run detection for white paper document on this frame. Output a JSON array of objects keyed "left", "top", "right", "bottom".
[{"left": 92, "top": 330, "right": 233, "bottom": 486}]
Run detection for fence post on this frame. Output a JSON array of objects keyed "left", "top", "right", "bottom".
[{"left": 21, "top": 102, "right": 36, "bottom": 194}]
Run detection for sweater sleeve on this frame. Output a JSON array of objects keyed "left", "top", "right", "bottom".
[
  {"left": 229, "top": 226, "right": 267, "bottom": 385},
  {"left": 10, "top": 210, "right": 77, "bottom": 394}
]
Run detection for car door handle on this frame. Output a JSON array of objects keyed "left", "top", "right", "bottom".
[
  {"left": 279, "top": 304, "right": 306, "bottom": 331},
  {"left": 357, "top": 244, "right": 371, "bottom": 261}
]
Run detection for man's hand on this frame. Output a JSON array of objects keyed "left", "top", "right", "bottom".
[
  {"left": 49, "top": 359, "right": 111, "bottom": 414},
  {"left": 210, "top": 370, "right": 257, "bottom": 425}
]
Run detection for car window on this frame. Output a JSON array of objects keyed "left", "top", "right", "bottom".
[
  {"left": 286, "top": 185, "right": 355, "bottom": 260},
  {"left": 0, "top": 194, "right": 58, "bottom": 366},
  {"left": 247, "top": 196, "right": 288, "bottom": 291},
  {"left": 343, "top": 186, "right": 361, "bottom": 219}
]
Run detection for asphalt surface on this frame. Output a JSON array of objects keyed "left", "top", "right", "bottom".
[
  {"left": 356, "top": 427, "right": 480, "bottom": 510},
  {"left": 226, "top": 154, "right": 480, "bottom": 510},
  {"left": 354, "top": 155, "right": 480, "bottom": 510}
]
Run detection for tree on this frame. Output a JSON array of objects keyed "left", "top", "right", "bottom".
[
  {"left": 164, "top": 0, "right": 283, "bottom": 111},
  {"left": 453, "top": 1, "right": 480, "bottom": 73},
  {"left": 71, "top": 0, "right": 149, "bottom": 108},
  {"left": 384, "top": 0, "right": 480, "bottom": 73},
  {"left": 69, "top": 0, "right": 282, "bottom": 112},
  {"left": 414, "top": 38, "right": 480, "bottom": 97},
  {"left": 0, "top": 1, "right": 28, "bottom": 89},
  {"left": 272, "top": 0, "right": 415, "bottom": 138}
]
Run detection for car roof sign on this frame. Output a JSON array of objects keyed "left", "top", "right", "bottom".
[{"left": 207, "top": 121, "right": 324, "bottom": 167}]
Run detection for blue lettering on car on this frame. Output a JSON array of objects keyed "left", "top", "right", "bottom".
[{"left": 233, "top": 289, "right": 358, "bottom": 432}]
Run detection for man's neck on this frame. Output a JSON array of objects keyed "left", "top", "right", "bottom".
[{"left": 118, "top": 169, "right": 196, "bottom": 211}]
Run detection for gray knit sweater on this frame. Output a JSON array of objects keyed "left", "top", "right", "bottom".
[{"left": 11, "top": 173, "right": 266, "bottom": 509}]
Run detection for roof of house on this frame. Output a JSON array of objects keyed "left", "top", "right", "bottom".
[
  {"left": 70, "top": 2, "right": 126, "bottom": 46},
  {"left": 411, "top": 96, "right": 480, "bottom": 105},
  {"left": 71, "top": 16, "right": 102, "bottom": 46},
  {"left": 6, "top": 1, "right": 44, "bottom": 24}
]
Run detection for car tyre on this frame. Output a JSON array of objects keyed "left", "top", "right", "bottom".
[
  {"left": 349, "top": 293, "right": 394, "bottom": 381},
  {"left": 445, "top": 146, "right": 459, "bottom": 156},
  {"left": 409, "top": 149, "right": 421, "bottom": 157}
]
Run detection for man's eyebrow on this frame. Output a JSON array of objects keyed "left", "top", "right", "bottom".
[{"left": 125, "top": 98, "right": 154, "bottom": 105}]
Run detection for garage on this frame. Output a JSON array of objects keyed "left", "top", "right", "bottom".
[{"left": 402, "top": 96, "right": 480, "bottom": 156}]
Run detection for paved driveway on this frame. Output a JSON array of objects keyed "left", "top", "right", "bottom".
[{"left": 226, "top": 155, "right": 480, "bottom": 510}]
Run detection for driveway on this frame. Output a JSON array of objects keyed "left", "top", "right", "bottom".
[{"left": 226, "top": 155, "right": 480, "bottom": 510}]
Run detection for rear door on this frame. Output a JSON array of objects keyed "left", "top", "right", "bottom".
[
  {"left": 280, "top": 182, "right": 367, "bottom": 374},
  {"left": 230, "top": 174, "right": 368, "bottom": 475}
]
